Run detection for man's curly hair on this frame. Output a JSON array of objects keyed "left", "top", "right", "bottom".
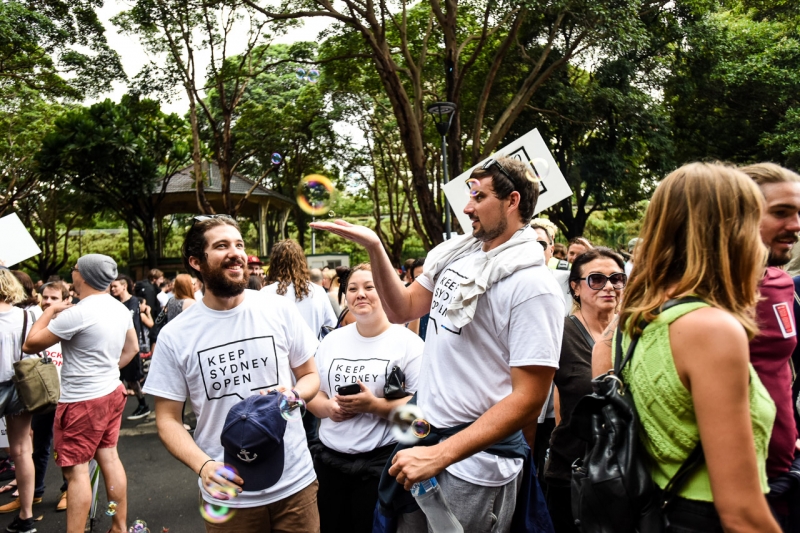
[{"left": 266, "top": 239, "right": 311, "bottom": 301}]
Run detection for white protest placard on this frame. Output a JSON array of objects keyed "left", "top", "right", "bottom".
[
  {"left": 0, "top": 213, "right": 41, "bottom": 267},
  {"left": 443, "top": 128, "right": 572, "bottom": 234}
]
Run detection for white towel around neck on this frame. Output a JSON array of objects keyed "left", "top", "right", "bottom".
[{"left": 422, "top": 226, "right": 544, "bottom": 328}]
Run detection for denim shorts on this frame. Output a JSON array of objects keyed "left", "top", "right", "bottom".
[{"left": 0, "top": 380, "right": 25, "bottom": 418}]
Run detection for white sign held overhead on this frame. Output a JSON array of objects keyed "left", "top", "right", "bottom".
[
  {"left": 443, "top": 128, "right": 572, "bottom": 235},
  {"left": 0, "top": 213, "right": 41, "bottom": 267}
]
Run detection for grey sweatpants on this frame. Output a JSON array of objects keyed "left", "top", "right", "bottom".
[{"left": 397, "top": 469, "right": 521, "bottom": 533}]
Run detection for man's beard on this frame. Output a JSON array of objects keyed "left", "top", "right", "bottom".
[
  {"left": 200, "top": 258, "right": 248, "bottom": 298},
  {"left": 767, "top": 232, "right": 799, "bottom": 267},
  {"left": 472, "top": 215, "right": 507, "bottom": 243}
]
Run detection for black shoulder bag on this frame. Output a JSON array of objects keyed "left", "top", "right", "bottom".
[{"left": 568, "top": 298, "right": 705, "bottom": 533}]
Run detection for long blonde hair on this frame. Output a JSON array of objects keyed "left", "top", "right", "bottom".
[
  {"left": 0, "top": 270, "right": 25, "bottom": 305},
  {"left": 621, "top": 162, "right": 765, "bottom": 339}
]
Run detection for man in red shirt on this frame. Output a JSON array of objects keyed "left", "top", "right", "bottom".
[{"left": 742, "top": 163, "right": 800, "bottom": 529}]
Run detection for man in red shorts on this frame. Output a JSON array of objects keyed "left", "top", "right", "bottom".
[{"left": 24, "top": 254, "right": 139, "bottom": 533}]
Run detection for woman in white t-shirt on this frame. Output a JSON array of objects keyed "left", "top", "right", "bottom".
[
  {"left": 308, "top": 263, "right": 424, "bottom": 533},
  {"left": 262, "top": 239, "right": 337, "bottom": 338},
  {"left": 0, "top": 269, "right": 37, "bottom": 531}
]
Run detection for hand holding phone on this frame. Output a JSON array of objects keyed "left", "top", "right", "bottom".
[{"left": 337, "top": 383, "right": 361, "bottom": 396}]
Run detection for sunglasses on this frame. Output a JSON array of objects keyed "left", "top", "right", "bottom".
[
  {"left": 193, "top": 214, "right": 234, "bottom": 224},
  {"left": 536, "top": 240, "right": 549, "bottom": 251},
  {"left": 579, "top": 272, "right": 627, "bottom": 290},
  {"left": 481, "top": 158, "right": 512, "bottom": 180}
]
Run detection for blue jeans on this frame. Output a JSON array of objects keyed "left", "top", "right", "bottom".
[{"left": 31, "top": 409, "right": 66, "bottom": 497}]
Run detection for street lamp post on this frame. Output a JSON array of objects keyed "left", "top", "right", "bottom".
[{"left": 427, "top": 102, "right": 457, "bottom": 239}]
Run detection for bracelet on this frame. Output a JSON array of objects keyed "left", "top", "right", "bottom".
[
  {"left": 198, "top": 458, "right": 214, "bottom": 478},
  {"left": 290, "top": 389, "right": 300, "bottom": 401}
]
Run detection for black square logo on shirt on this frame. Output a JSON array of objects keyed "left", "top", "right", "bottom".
[{"left": 197, "top": 336, "right": 278, "bottom": 401}]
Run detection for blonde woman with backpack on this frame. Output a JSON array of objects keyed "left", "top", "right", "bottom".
[{"left": 591, "top": 163, "right": 780, "bottom": 532}]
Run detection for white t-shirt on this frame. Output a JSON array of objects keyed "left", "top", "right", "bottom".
[
  {"left": 156, "top": 291, "right": 172, "bottom": 307},
  {"left": 0, "top": 307, "right": 38, "bottom": 383},
  {"left": 316, "top": 324, "right": 424, "bottom": 454},
  {"left": 48, "top": 294, "right": 133, "bottom": 402},
  {"left": 261, "top": 282, "right": 337, "bottom": 339},
  {"left": 552, "top": 269, "right": 571, "bottom": 318},
  {"left": 417, "top": 249, "right": 564, "bottom": 486},
  {"left": 143, "top": 290, "right": 319, "bottom": 508}
]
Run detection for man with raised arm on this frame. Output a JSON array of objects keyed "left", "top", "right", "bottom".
[
  {"left": 142, "top": 216, "right": 321, "bottom": 533},
  {"left": 312, "top": 157, "right": 564, "bottom": 531}
]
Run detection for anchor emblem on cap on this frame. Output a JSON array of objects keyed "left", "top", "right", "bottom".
[{"left": 237, "top": 449, "right": 257, "bottom": 462}]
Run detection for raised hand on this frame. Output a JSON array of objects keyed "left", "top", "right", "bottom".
[{"left": 309, "top": 220, "right": 382, "bottom": 249}]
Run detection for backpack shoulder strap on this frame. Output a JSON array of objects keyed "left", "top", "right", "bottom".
[
  {"left": 569, "top": 315, "right": 595, "bottom": 348},
  {"left": 20, "top": 309, "right": 28, "bottom": 360},
  {"left": 614, "top": 296, "right": 708, "bottom": 377}
]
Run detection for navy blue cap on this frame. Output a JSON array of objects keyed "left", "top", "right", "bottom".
[{"left": 220, "top": 393, "right": 286, "bottom": 491}]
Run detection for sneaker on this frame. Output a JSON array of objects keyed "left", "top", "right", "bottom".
[
  {"left": 127, "top": 404, "right": 151, "bottom": 420},
  {"left": 5, "top": 515, "right": 35, "bottom": 533}
]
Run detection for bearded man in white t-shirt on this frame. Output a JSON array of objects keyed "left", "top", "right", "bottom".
[
  {"left": 142, "top": 216, "right": 322, "bottom": 533},
  {"left": 24, "top": 254, "right": 139, "bottom": 533},
  {"left": 312, "top": 156, "right": 564, "bottom": 532}
]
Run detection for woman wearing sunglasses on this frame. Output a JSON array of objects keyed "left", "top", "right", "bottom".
[{"left": 543, "top": 248, "right": 626, "bottom": 532}]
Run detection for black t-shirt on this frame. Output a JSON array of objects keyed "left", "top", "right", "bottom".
[
  {"left": 121, "top": 295, "right": 145, "bottom": 350},
  {"left": 135, "top": 280, "right": 161, "bottom": 317},
  {"left": 545, "top": 316, "right": 594, "bottom": 485}
]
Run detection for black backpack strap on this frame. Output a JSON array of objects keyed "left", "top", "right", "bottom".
[
  {"left": 569, "top": 315, "right": 595, "bottom": 348},
  {"left": 614, "top": 297, "right": 707, "bottom": 376},
  {"left": 661, "top": 444, "right": 705, "bottom": 509},
  {"left": 20, "top": 309, "right": 28, "bottom": 360}
]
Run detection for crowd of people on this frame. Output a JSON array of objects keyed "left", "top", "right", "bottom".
[{"left": 0, "top": 156, "right": 799, "bottom": 533}]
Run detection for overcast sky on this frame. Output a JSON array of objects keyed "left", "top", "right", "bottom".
[{"left": 94, "top": 0, "right": 333, "bottom": 114}]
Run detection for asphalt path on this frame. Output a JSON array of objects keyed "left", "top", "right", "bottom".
[{"left": 2, "top": 395, "right": 207, "bottom": 533}]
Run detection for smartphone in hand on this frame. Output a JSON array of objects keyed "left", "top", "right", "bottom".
[{"left": 337, "top": 383, "right": 361, "bottom": 396}]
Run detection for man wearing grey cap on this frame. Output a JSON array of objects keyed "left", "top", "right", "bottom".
[{"left": 24, "top": 254, "right": 139, "bottom": 533}]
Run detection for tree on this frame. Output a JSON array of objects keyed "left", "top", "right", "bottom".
[
  {"left": 522, "top": 58, "right": 673, "bottom": 238},
  {"left": 664, "top": 6, "right": 800, "bottom": 166},
  {"left": 245, "top": 0, "right": 662, "bottom": 246},
  {"left": 114, "top": 0, "right": 309, "bottom": 216},
  {"left": 202, "top": 42, "right": 344, "bottom": 248},
  {"left": 17, "top": 181, "right": 91, "bottom": 279},
  {"left": 37, "top": 94, "right": 190, "bottom": 267},
  {"left": 0, "top": 0, "right": 124, "bottom": 99},
  {"left": 0, "top": 88, "right": 66, "bottom": 217}
]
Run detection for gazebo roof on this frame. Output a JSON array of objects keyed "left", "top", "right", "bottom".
[{"left": 155, "top": 162, "right": 295, "bottom": 217}]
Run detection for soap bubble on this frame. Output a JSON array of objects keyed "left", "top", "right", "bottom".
[
  {"left": 465, "top": 178, "right": 481, "bottom": 197},
  {"left": 412, "top": 418, "right": 431, "bottom": 438},
  {"left": 200, "top": 502, "right": 235, "bottom": 524},
  {"left": 271, "top": 152, "right": 282, "bottom": 166},
  {"left": 106, "top": 501, "right": 118, "bottom": 516},
  {"left": 528, "top": 158, "right": 550, "bottom": 180},
  {"left": 280, "top": 394, "right": 307, "bottom": 421},
  {"left": 129, "top": 520, "right": 150, "bottom": 533},
  {"left": 204, "top": 466, "right": 239, "bottom": 500},
  {"left": 296, "top": 174, "right": 335, "bottom": 216},
  {"left": 295, "top": 67, "right": 306, "bottom": 80},
  {"left": 389, "top": 404, "right": 429, "bottom": 444},
  {"left": 307, "top": 69, "right": 320, "bottom": 83}
]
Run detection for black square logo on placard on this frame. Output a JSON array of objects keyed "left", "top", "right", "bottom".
[{"left": 506, "top": 146, "right": 548, "bottom": 194}]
